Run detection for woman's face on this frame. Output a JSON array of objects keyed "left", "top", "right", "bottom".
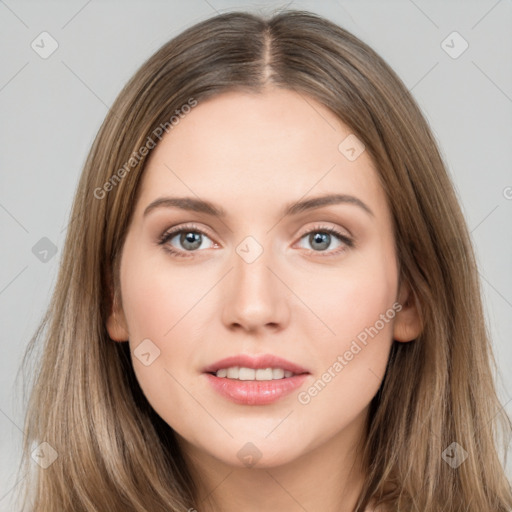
[{"left": 108, "top": 88, "right": 419, "bottom": 470}]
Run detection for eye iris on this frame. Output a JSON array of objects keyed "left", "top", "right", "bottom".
[
  {"left": 181, "top": 232, "right": 202, "bottom": 250},
  {"left": 171, "top": 229, "right": 339, "bottom": 253},
  {"left": 310, "top": 232, "right": 330, "bottom": 251}
]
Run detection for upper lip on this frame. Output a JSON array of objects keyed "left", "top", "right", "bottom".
[{"left": 203, "top": 354, "right": 310, "bottom": 375}]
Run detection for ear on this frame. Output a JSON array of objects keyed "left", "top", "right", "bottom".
[
  {"left": 106, "top": 290, "right": 129, "bottom": 342},
  {"left": 393, "top": 280, "right": 422, "bottom": 343}
]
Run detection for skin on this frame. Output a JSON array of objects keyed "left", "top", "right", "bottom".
[{"left": 107, "top": 88, "right": 421, "bottom": 512}]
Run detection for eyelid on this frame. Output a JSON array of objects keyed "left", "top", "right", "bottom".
[
  {"left": 294, "top": 222, "right": 354, "bottom": 257},
  {"left": 158, "top": 221, "right": 354, "bottom": 257},
  {"left": 296, "top": 222, "right": 352, "bottom": 242},
  {"left": 157, "top": 223, "right": 218, "bottom": 259},
  {"left": 158, "top": 222, "right": 217, "bottom": 244}
]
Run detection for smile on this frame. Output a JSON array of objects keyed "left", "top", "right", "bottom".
[{"left": 213, "top": 366, "right": 296, "bottom": 380}]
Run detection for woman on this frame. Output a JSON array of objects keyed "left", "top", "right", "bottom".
[{"left": 18, "top": 9, "right": 512, "bottom": 512}]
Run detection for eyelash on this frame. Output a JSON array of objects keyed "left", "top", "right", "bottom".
[{"left": 157, "top": 223, "right": 354, "bottom": 259}]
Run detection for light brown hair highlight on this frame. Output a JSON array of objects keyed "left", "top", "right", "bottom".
[{"left": 17, "top": 10, "right": 512, "bottom": 512}]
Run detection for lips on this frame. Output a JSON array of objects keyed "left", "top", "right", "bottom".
[
  {"left": 204, "top": 372, "right": 309, "bottom": 405},
  {"left": 202, "top": 353, "right": 310, "bottom": 375}
]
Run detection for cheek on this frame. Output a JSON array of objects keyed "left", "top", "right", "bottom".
[
  {"left": 119, "top": 251, "right": 208, "bottom": 426},
  {"left": 120, "top": 244, "right": 206, "bottom": 341},
  {"left": 297, "top": 241, "right": 397, "bottom": 404},
  {"left": 303, "top": 244, "right": 397, "bottom": 346}
]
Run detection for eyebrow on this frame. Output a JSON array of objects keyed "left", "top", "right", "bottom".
[{"left": 143, "top": 193, "right": 374, "bottom": 218}]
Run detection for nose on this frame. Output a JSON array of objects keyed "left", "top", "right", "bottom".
[{"left": 221, "top": 243, "right": 290, "bottom": 333}]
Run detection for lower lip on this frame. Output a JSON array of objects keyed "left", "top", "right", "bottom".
[{"left": 204, "top": 373, "right": 309, "bottom": 405}]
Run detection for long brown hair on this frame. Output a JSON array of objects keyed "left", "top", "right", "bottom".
[{"left": 16, "top": 9, "right": 512, "bottom": 511}]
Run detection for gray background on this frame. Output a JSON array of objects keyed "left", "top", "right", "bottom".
[{"left": 1, "top": 0, "right": 511, "bottom": 509}]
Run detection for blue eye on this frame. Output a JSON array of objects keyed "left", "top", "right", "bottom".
[
  {"left": 158, "top": 224, "right": 215, "bottom": 257},
  {"left": 158, "top": 224, "right": 353, "bottom": 258},
  {"left": 297, "top": 226, "right": 353, "bottom": 256}
]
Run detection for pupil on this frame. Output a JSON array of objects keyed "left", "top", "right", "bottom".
[
  {"left": 182, "top": 232, "right": 201, "bottom": 250},
  {"left": 311, "top": 232, "right": 330, "bottom": 251}
]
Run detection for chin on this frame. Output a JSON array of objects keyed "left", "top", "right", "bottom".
[{"left": 207, "top": 437, "right": 304, "bottom": 470}]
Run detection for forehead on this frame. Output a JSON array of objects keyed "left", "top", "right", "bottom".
[{"left": 137, "top": 89, "right": 387, "bottom": 219}]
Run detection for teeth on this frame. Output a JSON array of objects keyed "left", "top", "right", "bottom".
[
  {"left": 272, "top": 368, "right": 284, "bottom": 379},
  {"left": 227, "top": 367, "right": 238, "bottom": 379},
  {"left": 214, "top": 366, "right": 297, "bottom": 380},
  {"left": 257, "top": 368, "right": 273, "bottom": 380},
  {"left": 239, "top": 367, "right": 255, "bottom": 380}
]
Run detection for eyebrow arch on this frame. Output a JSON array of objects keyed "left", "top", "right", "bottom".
[{"left": 143, "top": 193, "right": 374, "bottom": 218}]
